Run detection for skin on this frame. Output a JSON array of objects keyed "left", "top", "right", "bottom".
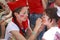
[{"left": 55, "top": 0, "right": 60, "bottom": 6}]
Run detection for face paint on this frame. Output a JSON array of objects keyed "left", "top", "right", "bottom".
[{"left": 20, "top": 14, "right": 24, "bottom": 17}]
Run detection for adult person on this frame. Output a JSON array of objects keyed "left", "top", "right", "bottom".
[
  {"left": 0, "top": 0, "right": 10, "bottom": 38},
  {"left": 5, "top": 5, "right": 30, "bottom": 40},
  {"left": 5, "top": 5, "right": 45, "bottom": 40}
]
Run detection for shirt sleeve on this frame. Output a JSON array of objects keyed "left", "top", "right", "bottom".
[
  {"left": 42, "top": 32, "right": 48, "bottom": 40},
  {"left": 6, "top": 22, "right": 20, "bottom": 33}
]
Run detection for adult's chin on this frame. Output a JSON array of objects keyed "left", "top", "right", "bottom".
[{"left": 22, "top": 19, "right": 27, "bottom": 21}]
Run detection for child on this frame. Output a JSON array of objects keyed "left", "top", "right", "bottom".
[{"left": 42, "top": 7, "right": 60, "bottom": 40}]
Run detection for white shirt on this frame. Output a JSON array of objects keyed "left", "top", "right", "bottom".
[
  {"left": 5, "top": 21, "right": 20, "bottom": 40},
  {"left": 5, "top": 19, "right": 30, "bottom": 40},
  {"left": 42, "top": 26, "right": 60, "bottom": 40}
]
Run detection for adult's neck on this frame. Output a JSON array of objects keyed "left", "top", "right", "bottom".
[{"left": 15, "top": 18, "right": 23, "bottom": 26}]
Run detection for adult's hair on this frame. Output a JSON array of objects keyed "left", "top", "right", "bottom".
[
  {"left": 45, "top": 7, "right": 60, "bottom": 22},
  {"left": 12, "top": 6, "right": 22, "bottom": 19},
  {"left": 0, "top": 6, "right": 3, "bottom": 9}
]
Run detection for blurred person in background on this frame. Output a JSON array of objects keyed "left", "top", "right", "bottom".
[
  {"left": 0, "top": 1, "right": 10, "bottom": 38},
  {"left": 0, "top": 0, "right": 12, "bottom": 39}
]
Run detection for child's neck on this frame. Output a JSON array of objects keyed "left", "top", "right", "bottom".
[{"left": 47, "top": 23, "right": 57, "bottom": 29}]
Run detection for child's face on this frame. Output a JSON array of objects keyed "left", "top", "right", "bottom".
[
  {"left": 15, "top": 7, "right": 29, "bottom": 21},
  {"left": 42, "top": 13, "right": 50, "bottom": 26}
]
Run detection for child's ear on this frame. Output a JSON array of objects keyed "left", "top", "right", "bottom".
[
  {"left": 48, "top": 18, "right": 52, "bottom": 22},
  {"left": 50, "top": 19, "right": 55, "bottom": 25},
  {"left": 48, "top": 19, "right": 53, "bottom": 24}
]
